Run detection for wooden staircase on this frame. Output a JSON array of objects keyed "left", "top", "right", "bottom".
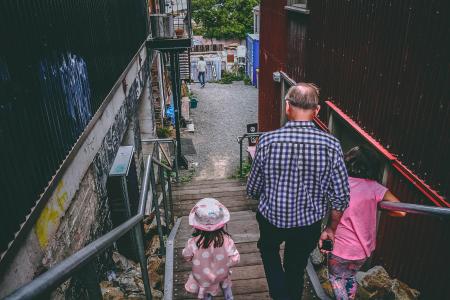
[
  {"left": 171, "top": 178, "right": 271, "bottom": 299},
  {"left": 179, "top": 50, "right": 191, "bottom": 81}
]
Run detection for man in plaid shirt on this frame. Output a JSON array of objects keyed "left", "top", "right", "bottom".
[{"left": 247, "top": 83, "right": 350, "bottom": 300}]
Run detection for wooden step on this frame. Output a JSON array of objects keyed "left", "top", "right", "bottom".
[
  {"left": 173, "top": 185, "right": 246, "bottom": 196},
  {"left": 173, "top": 181, "right": 246, "bottom": 192},
  {"left": 173, "top": 277, "right": 269, "bottom": 299},
  {"left": 174, "top": 190, "right": 248, "bottom": 201},
  {"left": 174, "top": 179, "right": 243, "bottom": 188}
]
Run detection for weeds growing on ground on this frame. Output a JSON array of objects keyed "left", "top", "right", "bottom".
[
  {"left": 180, "top": 168, "right": 196, "bottom": 183},
  {"left": 243, "top": 76, "right": 252, "bottom": 85},
  {"left": 231, "top": 160, "right": 252, "bottom": 179}
]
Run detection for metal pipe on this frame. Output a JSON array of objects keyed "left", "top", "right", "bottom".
[
  {"left": 174, "top": 140, "right": 179, "bottom": 182},
  {"left": 167, "top": 172, "right": 175, "bottom": 226},
  {"left": 4, "top": 215, "right": 142, "bottom": 300},
  {"left": 159, "top": 143, "right": 173, "bottom": 168},
  {"left": 237, "top": 132, "right": 264, "bottom": 178},
  {"left": 163, "top": 218, "right": 182, "bottom": 300},
  {"left": 378, "top": 201, "right": 450, "bottom": 218},
  {"left": 139, "top": 155, "right": 153, "bottom": 216},
  {"left": 134, "top": 223, "right": 153, "bottom": 300},
  {"left": 159, "top": 166, "right": 171, "bottom": 228},
  {"left": 239, "top": 139, "right": 243, "bottom": 178},
  {"left": 152, "top": 157, "right": 172, "bottom": 171},
  {"left": 149, "top": 165, "right": 165, "bottom": 255},
  {"left": 142, "top": 138, "right": 175, "bottom": 143},
  {"left": 142, "top": 138, "right": 178, "bottom": 181},
  {"left": 170, "top": 52, "right": 183, "bottom": 164}
]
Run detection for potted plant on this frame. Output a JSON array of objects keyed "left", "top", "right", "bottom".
[{"left": 175, "top": 28, "right": 184, "bottom": 38}]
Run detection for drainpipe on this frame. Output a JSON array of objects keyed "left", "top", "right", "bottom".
[{"left": 169, "top": 51, "right": 188, "bottom": 168}]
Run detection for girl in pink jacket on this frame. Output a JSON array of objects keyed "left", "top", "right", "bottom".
[
  {"left": 327, "top": 146, "right": 406, "bottom": 300},
  {"left": 182, "top": 198, "right": 240, "bottom": 299}
]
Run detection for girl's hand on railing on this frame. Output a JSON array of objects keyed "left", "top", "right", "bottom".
[{"left": 383, "top": 191, "right": 407, "bottom": 217}]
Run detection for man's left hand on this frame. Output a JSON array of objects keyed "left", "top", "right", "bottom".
[{"left": 318, "top": 227, "right": 335, "bottom": 254}]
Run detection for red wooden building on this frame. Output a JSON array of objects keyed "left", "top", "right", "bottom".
[{"left": 258, "top": 0, "right": 449, "bottom": 298}]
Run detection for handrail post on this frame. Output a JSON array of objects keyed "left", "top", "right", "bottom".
[
  {"left": 159, "top": 165, "right": 171, "bottom": 229},
  {"left": 167, "top": 172, "right": 175, "bottom": 226},
  {"left": 173, "top": 140, "right": 180, "bottom": 182},
  {"left": 134, "top": 223, "right": 153, "bottom": 300},
  {"left": 239, "top": 137, "right": 243, "bottom": 178},
  {"left": 150, "top": 164, "right": 166, "bottom": 255}
]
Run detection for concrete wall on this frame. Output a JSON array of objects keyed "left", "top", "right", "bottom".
[{"left": 0, "top": 46, "right": 155, "bottom": 297}]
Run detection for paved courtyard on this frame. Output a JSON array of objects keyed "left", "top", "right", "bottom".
[{"left": 182, "top": 81, "right": 258, "bottom": 180}]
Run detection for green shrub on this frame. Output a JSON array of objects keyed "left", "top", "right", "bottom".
[
  {"left": 156, "top": 126, "right": 172, "bottom": 138},
  {"left": 219, "top": 71, "right": 246, "bottom": 84},
  {"left": 243, "top": 76, "right": 252, "bottom": 85}
]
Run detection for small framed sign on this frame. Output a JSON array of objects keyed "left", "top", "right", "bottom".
[{"left": 247, "top": 123, "right": 258, "bottom": 146}]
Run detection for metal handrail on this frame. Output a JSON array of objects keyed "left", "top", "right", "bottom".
[
  {"left": 378, "top": 201, "right": 450, "bottom": 217},
  {"left": 237, "top": 132, "right": 264, "bottom": 177},
  {"left": 143, "top": 138, "right": 179, "bottom": 182},
  {"left": 4, "top": 138, "right": 178, "bottom": 300}
]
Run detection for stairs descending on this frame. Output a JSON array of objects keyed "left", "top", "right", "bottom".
[
  {"left": 171, "top": 178, "right": 270, "bottom": 299},
  {"left": 179, "top": 50, "right": 191, "bottom": 81}
]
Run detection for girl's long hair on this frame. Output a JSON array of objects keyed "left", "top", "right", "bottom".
[
  {"left": 344, "top": 145, "right": 381, "bottom": 180},
  {"left": 192, "top": 227, "right": 231, "bottom": 249}
]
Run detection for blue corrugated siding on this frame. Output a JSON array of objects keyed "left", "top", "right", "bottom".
[
  {"left": 246, "top": 34, "right": 260, "bottom": 87},
  {"left": 252, "top": 38, "right": 259, "bottom": 87}
]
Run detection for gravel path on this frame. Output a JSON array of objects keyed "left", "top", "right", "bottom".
[{"left": 182, "top": 81, "right": 258, "bottom": 180}]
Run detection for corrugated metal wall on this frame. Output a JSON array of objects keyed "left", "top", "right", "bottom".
[
  {"left": 258, "top": 0, "right": 288, "bottom": 132},
  {"left": 287, "top": 0, "right": 449, "bottom": 200},
  {"left": 0, "top": 0, "right": 148, "bottom": 253},
  {"left": 282, "top": 0, "right": 449, "bottom": 298}
]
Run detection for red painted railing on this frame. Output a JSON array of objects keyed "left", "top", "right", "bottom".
[{"left": 326, "top": 100, "right": 449, "bottom": 208}]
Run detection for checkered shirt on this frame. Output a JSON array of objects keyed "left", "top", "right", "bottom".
[{"left": 247, "top": 121, "right": 350, "bottom": 228}]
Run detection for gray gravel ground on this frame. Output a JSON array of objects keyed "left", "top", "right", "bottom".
[{"left": 181, "top": 81, "right": 258, "bottom": 180}]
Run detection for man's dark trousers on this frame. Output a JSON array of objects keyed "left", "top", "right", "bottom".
[{"left": 256, "top": 212, "right": 321, "bottom": 300}]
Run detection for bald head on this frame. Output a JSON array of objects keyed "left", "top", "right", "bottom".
[{"left": 285, "top": 83, "right": 320, "bottom": 109}]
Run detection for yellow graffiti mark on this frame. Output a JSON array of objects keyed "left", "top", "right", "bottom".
[{"left": 35, "top": 181, "right": 68, "bottom": 248}]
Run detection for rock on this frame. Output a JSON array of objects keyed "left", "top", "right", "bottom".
[
  {"left": 315, "top": 265, "right": 329, "bottom": 283},
  {"left": 100, "top": 281, "right": 125, "bottom": 300},
  {"left": 151, "top": 288, "right": 164, "bottom": 300},
  {"left": 147, "top": 256, "right": 164, "bottom": 289},
  {"left": 118, "top": 268, "right": 144, "bottom": 295},
  {"left": 100, "top": 281, "right": 113, "bottom": 289},
  {"left": 127, "top": 293, "right": 145, "bottom": 300},
  {"left": 145, "top": 235, "right": 161, "bottom": 257},
  {"left": 113, "top": 251, "right": 137, "bottom": 272},
  {"left": 358, "top": 266, "right": 392, "bottom": 292},
  {"left": 356, "top": 266, "right": 420, "bottom": 300},
  {"left": 310, "top": 247, "right": 325, "bottom": 266},
  {"left": 390, "top": 279, "right": 420, "bottom": 300},
  {"left": 148, "top": 256, "right": 165, "bottom": 274}
]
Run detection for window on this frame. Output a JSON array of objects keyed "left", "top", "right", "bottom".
[
  {"left": 253, "top": 5, "right": 260, "bottom": 34},
  {"left": 285, "top": 0, "right": 310, "bottom": 14}
]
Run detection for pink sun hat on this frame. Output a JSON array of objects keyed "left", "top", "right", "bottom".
[{"left": 188, "top": 198, "right": 230, "bottom": 231}]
